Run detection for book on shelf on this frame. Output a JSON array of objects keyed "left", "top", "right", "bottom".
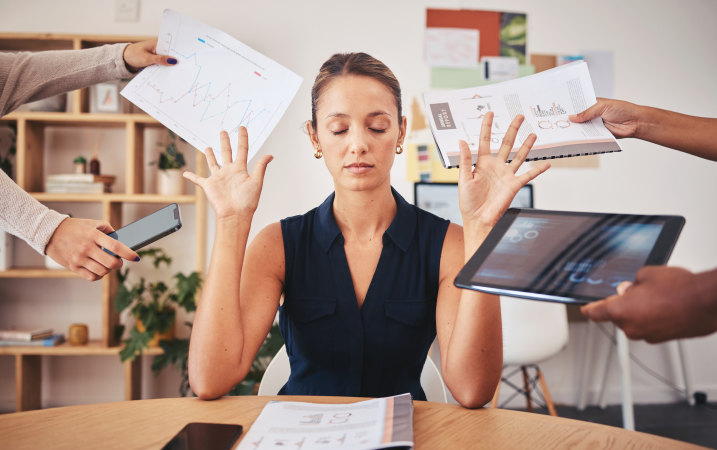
[
  {"left": 45, "top": 173, "right": 116, "bottom": 194},
  {"left": 45, "top": 181, "right": 106, "bottom": 194},
  {"left": 0, "top": 328, "right": 53, "bottom": 341},
  {"left": 0, "top": 334, "right": 64, "bottom": 347},
  {"left": 423, "top": 60, "right": 621, "bottom": 168},
  {"left": 237, "top": 393, "right": 414, "bottom": 450}
]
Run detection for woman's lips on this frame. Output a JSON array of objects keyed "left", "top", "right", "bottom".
[{"left": 345, "top": 163, "right": 373, "bottom": 174}]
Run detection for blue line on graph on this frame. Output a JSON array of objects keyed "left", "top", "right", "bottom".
[
  {"left": 197, "top": 38, "right": 205, "bottom": 43},
  {"left": 153, "top": 45, "right": 270, "bottom": 129}
]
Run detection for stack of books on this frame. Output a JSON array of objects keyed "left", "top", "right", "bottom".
[
  {"left": 0, "top": 328, "right": 65, "bottom": 346},
  {"left": 45, "top": 174, "right": 116, "bottom": 194}
]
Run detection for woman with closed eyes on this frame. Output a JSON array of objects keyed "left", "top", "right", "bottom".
[{"left": 185, "top": 52, "right": 549, "bottom": 407}]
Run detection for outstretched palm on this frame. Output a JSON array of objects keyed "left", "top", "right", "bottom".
[
  {"left": 183, "top": 128, "right": 273, "bottom": 220},
  {"left": 459, "top": 113, "right": 549, "bottom": 228}
]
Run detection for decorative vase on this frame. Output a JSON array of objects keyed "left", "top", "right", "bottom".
[
  {"left": 136, "top": 318, "right": 175, "bottom": 347},
  {"left": 68, "top": 323, "right": 89, "bottom": 346},
  {"left": 157, "top": 169, "right": 184, "bottom": 196}
]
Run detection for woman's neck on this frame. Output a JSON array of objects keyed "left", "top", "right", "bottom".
[{"left": 332, "top": 184, "right": 397, "bottom": 245}]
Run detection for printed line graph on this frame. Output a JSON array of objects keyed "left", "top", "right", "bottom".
[{"left": 122, "top": 10, "right": 302, "bottom": 165}]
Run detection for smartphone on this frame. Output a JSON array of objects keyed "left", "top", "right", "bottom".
[
  {"left": 161, "top": 422, "right": 243, "bottom": 450},
  {"left": 104, "top": 203, "right": 182, "bottom": 256}
]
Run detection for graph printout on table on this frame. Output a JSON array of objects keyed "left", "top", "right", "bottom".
[{"left": 122, "top": 9, "right": 303, "bottom": 165}]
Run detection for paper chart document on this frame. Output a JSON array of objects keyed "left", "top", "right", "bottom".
[
  {"left": 237, "top": 393, "right": 414, "bottom": 450},
  {"left": 424, "top": 61, "right": 621, "bottom": 168},
  {"left": 122, "top": 10, "right": 302, "bottom": 165}
]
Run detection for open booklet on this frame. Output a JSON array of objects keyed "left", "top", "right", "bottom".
[
  {"left": 237, "top": 393, "right": 414, "bottom": 450},
  {"left": 423, "top": 61, "right": 621, "bottom": 168}
]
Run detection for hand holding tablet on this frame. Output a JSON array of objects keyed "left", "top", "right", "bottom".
[{"left": 454, "top": 208, "right": 685, "bottom": 304}]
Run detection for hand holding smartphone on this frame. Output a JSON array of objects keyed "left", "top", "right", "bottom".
[
  {"left": 162, "top": 422, "right": 243, "bottom": 450},
  {"left": 104, "top": 203, "right": 182, "bottom": 256}
]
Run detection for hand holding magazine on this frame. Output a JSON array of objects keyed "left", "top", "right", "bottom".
[{"left": 424, "top": 61, "right": 621, "bottom": 168}]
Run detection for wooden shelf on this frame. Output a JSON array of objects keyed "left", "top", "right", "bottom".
[
  {"left": 0, "top": 31, "right": 207, "bottom": 412},
  {"left": 31, "top": 193, "right": 199, "bottom": 204},
  {"left": 0, "top": 340, "right": 163, "bottom": 356},
  {"left": 0, "top": 267, "right": 79, "bottom": 279},
  {"left": 1, "top": 111, "right": 161, "bottom": 126}
]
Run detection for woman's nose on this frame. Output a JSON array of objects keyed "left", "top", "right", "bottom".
[{"left": 349, "top": 129, "right": 369, "bottom": 154}]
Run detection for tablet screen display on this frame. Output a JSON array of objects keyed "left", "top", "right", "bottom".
[{"left": 456, "top": 209, "right": 685, "bottom": 303}]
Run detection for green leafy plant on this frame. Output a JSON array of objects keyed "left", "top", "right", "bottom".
[
  {"left": 73, "top": 155, "right": 87, "bottom": 164},
  {"left": 0, "top": 123, "right": 17, "bottom": 178},
  {"left": 115, "top": 247, "right": 284, "bottom": 397},
  {"left": 153, "top": 130, "right": 186, "bottom": 170},
  {"left": 115, "top": 248, "right": 201, "bottom": 363}
]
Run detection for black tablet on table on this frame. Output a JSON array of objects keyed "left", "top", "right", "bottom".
[{"left": 454, "top": 208, "right": 685, "bottom": 305}]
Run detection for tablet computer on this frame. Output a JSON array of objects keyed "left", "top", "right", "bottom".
[{"left": 454, "top": 208, "right": 685, "bottom": 304}]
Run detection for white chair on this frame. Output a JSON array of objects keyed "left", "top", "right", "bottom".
[
  {"left": 491, "top": 297, "right": 569, "bottom": 416},
  {"left": 576, "top": 321, "right": 694, "bottom": 430},
  {"left": 258, "top": 345, "right": 449, "bottom": 402}
]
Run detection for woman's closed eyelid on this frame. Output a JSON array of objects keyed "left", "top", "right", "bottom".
[{"left": 328, "top": 127, "right": 386, "bottom": 135}]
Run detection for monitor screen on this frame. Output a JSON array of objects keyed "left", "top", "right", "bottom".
[{"left": 414, "top": 182, "right": 533, "bottom": 225}]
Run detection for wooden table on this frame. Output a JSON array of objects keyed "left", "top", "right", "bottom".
[{"left": 0, "top": 396, "right": 703, "bottom": 449}]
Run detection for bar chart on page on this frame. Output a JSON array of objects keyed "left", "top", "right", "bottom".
[{"left": 122, "top": 9, "right": 302, "bottom": 165}]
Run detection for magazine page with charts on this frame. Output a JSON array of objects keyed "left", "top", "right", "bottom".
[{"left": 237, "top": 393, "right": 414, "bottom": 450}]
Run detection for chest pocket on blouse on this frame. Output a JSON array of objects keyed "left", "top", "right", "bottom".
[
  {"left": 287, "top": 297, "right": 337, "bottom": 365},
  {"left": 383, "top": 299, "right": 435, "bottom": 365}
]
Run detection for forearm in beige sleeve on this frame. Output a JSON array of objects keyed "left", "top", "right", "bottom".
[
  {"left": 0, "top": 170, "right": 68, "bottom": 255},
  {"left": 0, "top": 43, "right": 133, "bottom": 116}
]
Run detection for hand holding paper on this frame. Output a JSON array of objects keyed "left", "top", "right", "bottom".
[{"left": 424, "top": 61, "right": 621, "bottom": 168}]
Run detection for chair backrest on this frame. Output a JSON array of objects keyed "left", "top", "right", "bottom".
[
  {"left": 257, "top": 345, "right": 449, "bottom": 402},
  {"left": 500, "top": 296, "right": 569, "bottom": 366},
  {"left": 257, "top": 344, "right": 291, "bottom": 396}
]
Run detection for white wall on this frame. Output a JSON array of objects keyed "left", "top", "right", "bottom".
[{"left": 1, "top": 0, "right": 716, "bottom": 410}]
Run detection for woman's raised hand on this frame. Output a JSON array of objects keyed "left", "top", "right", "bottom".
[
  {"left": 458, "top": 112, "right": 549, "bottom": 231},
  {"left": 183, "top": 127, "right": 273, "bottom": 220}
]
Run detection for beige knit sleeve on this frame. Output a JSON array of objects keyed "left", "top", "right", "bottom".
[
  {"left": 0, "top": 170, "right": 68, "bottom": 254},
  {"left": 0, "top": 43, "right": 133, "bottom": 117},
  {"left": 0, "top": 43, "right": 135, "bottom": 254}
]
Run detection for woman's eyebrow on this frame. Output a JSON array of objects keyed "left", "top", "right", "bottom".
[{"left": 324, "top": 111, "right": 393, "bottom": 119}]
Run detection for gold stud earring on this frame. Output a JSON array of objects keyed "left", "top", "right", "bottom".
[
  {"left": 396, "top": 144, "right": 404, "bottom": 155},
  {"left": 314, "top": 147, "right": 322, "bottom": 159}
]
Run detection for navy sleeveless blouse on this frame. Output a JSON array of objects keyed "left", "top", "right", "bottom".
[{"left": 278, "top": 188, "right": 450, "bottom": 400}]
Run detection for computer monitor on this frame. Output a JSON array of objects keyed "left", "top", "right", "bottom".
[{"left": 413, "top": 182, "right": 534, "bottom": 225}]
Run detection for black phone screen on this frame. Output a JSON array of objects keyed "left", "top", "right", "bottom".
[
  {"left": 107, "top": 203, "right": 182, "bottom": 252},
  {"left": 162, "top": 422, "right": 243, "bottom": 450}
]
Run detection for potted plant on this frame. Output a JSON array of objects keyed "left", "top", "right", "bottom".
[
  {"left": 114, "top": 247, "right": 284, "bottom": 397},
  {"left": 154, "top": 130, "right": 186, "bottom": 196},
  {"left": 115, "top": 247, "right": 201, "bottom": 363},
  {"left": 72, "top": 155, "right": 87, "bottom": 174}
]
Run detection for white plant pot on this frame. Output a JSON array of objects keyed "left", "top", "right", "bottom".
[{"left": 157, "top": 169, "right": 184, "bottom": 196}]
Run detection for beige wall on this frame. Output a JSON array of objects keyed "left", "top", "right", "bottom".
[{"left": 1, "top": 0, "right": 716, "bottom": 410}]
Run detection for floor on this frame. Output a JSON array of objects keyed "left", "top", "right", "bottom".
[{"left": 513, "top": 401, "right": 717, "bottom": 448}]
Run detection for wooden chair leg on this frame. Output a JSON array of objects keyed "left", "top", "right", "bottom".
[
  {"left": 491, "top": 378, "right": 501, "bottom": 408},
  {"left": 521, "top": 366, "right": 533, "bottom": 412},
  {"left": 537, "top": 367, "right": 558, "bottom": 416}
]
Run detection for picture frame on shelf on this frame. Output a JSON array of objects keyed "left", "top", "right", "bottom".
[{"left": 89, "top": 81, "right": 122, "bottom": 113}]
